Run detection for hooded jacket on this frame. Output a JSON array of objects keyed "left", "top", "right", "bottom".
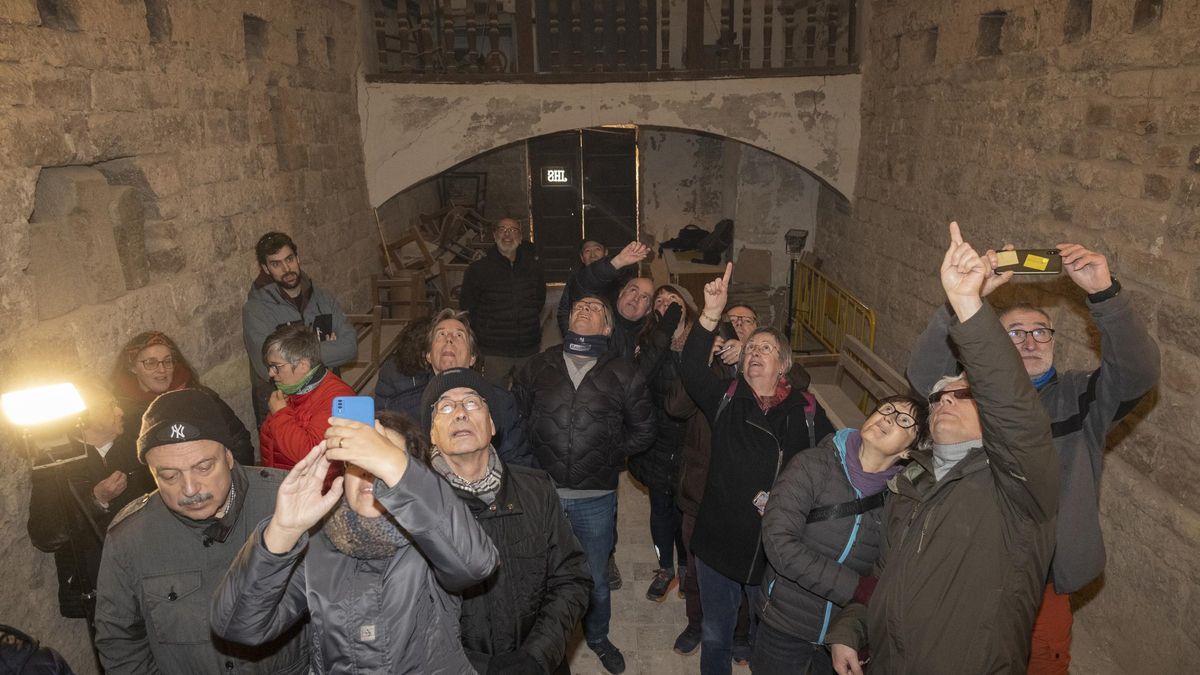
[
  {"left": 906, "top": 293, "right": 1159, "bottom": 594},
  {"left": 453, "top": 463, "right": 591, "bottom": 674},
  {"left": 95, "top": 463, "right": 310, "bottom": 674},
  {"left": 826, "top": 304, "right": 1058, "bottom": 674},
  {"left": 460, "top": 243, "right": 546, "bottom": 358},
  {"left": 757, "top": 431, "right": 886, "bottom": 644},
  {"left": 512, "top": 345, "right": 656, "bottom": 490},
  {"left": 680, "top": 322, "right": 834, "bottom": 585},
  {"left": 242, "top": 272, "right": 357, "bottom": 383},
  {"left": 210, "top": 461, "right": 499, "bottom": 674}
]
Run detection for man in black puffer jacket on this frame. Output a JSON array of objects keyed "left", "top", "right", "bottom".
[
  {"left": 419, "top": 369, "right": 592, "bottom": 675},
  {"left": 513, "top": 295, "right": 656, "bottom": 674},
  {"left": 461, "top": 218, "right": 546, "bottom": 388}
]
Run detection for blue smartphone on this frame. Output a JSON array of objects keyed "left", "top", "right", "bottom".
[{"left": 332, "top": 396, "right": 375, "bottom": 427}]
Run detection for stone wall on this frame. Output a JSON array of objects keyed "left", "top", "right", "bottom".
[
  {"left": 0, "top": 0, "right": 374, "bottom": 669},
  {"left": 358, "top": 75, "right": 862, "bottom": 208},
  {"left": 640, "top": 128, "right": 821, "bottom": 325},
  {"left": 816, "top": 0, "right": 1200, "bottom": 669}
]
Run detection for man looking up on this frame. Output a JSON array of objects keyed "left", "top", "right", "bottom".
[
  {"left": 460, "top": 217, "right": 546, "bottom": 388},
  {"left": 556, "top": 238, "right": 611, "bottom": 336},
  {"left": 827, "top": 222, "right": 1059, "bottom": 675},
  {"left": 94, "top": 388, "right": 308, "bottom": 674},
  {"left": 573, "top": 240, "right": 653, "bottom": 360},
  {"left": 258, "top": 323, "right": 355, "bottom": 481},
  {"left": 243, "top": 232, "right": 356, "bottom": 425},
  {"left": 419, "top": 368, "right": 591, "bottom": 674},
  {"left": 906, "top": 242, "right": 1159, "bottom": 674},
  {"left": 513, "top": 295, "right": 656, "bottom": 674}
]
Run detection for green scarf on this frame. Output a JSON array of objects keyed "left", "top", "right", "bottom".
[{"left": 274, "top": 364, "right": 324, "bottom": 395}]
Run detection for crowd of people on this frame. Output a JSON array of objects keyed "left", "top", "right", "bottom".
[{"left": 24, "top": 219, "right": 1159, "bottom": 675}]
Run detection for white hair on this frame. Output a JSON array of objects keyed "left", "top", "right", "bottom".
[{"left": 930, "top": 372, "right": 968, "bottom": 395}]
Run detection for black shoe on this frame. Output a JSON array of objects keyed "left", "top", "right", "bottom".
[
  {"left": 646, "top": 568, "right": 676, "bottom": 602},
  {"left": 607, "top": 556, "right": 622, "bottom": 590},
  {"left": 588, "top": 638, "right": 627, "bottom": 674},
  {"left": 673, "top": 625, "right": 702, "bottom": 655},
  {"left": 732, "top": 635, "right": 752, "bottom": 666}
]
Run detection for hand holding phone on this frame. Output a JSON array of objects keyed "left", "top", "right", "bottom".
[
  {"left": 992, "top": 249, "right": 1062, "bottom": 275},
  {"left": 332, "top": 396, "right": 375, "bottom": 426}
]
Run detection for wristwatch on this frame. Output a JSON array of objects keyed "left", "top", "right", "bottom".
[{"left": 1087, "top": 277, "right": 1121, "bottom": 303}]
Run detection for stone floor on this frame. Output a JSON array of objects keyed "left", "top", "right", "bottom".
[{"left": 564, "top": 473, "right": 704, "bottom": 675}]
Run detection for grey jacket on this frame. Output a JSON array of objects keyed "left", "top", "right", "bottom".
[
  {"left": 906, "top": 292, "right": 1159, "bottom": 593},
  {"left": 241, "top": 274, "right": 357, "bottom": 382},
  {"left": 210, "top": 460, "right": 500, "bottom": 674},
  {"left": 94, "top": 464, "right": 309, "bottom": 675},
  {"left": 758, "top": 430, "right": 885, "bottom": 644}
]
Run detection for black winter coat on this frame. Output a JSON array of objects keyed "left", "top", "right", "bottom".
[
  {"left": 681, "top": 323, "right": 834, "bottom": 585},
  {"left": 28, "top": 433, "right": 155, "bottom": 618},
  {"left": 373, "top": 360, "right": 430, "bottom": 420},
  {"left": 629, "top": 333, "right": 687, "bottom": 494},
  {"left": 758, "top": 431, "right": 884, "bottom": 643},
  {"left": 513, "top": 346, "right": 656, "bottom": 490},
  {"left": 461, "top": 244, "right": 546, "bottom": 358},
  {"left": 455, "top": 464, "right": 592, "bottom": 674}
]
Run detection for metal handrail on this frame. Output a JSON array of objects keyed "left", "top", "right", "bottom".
[{"left": 790, "top": 259, "right": 875, "bottom": 353}]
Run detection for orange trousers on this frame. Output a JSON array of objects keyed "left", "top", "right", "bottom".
[{"left": 1027, "top": 583, "right": 1073, "bottom": 675}]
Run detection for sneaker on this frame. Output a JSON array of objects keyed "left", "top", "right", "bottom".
[
  {"left": 732, "top": 636, "right": 752, "bottom": 666},
  {"left": 646, "top": 568, "right": 676, "bottom": 602},
  {"left": 673, "top": 625, "right": 702, "bottom": 655},
  {"left": 607, "top": 556, "right": 622, "bottom": 590},
  {"left": 588, "top": 638, "right": 627, "bottom": 674}
]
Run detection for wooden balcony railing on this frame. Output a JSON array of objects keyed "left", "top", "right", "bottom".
[{"left": 368, "top": 0, "right": 858, "bottom": 82}]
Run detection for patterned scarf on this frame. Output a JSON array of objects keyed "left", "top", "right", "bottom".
[
  {"left": 430, "top": 446, "right": 503, "bottom": 505},
  {"left": 323, "top": 499, "right": 408, "bottom": 560},
  {"left": 754, "top": 375, "right": 793, "bottom": 415}
]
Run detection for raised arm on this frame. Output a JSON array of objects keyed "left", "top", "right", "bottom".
[
  {"left": 942, "top": 223, "right": 1056, "bottom": 521},
  {"left": 209, "top": 523, "right": 312, "bottom": 646}
]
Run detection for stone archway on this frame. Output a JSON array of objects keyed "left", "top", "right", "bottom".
[{"left": 358, "top": 74, "right": 861, "bottom": 206}]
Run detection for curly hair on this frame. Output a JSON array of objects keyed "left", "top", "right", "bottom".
[{"left": 375, "top": 409, "right": 431, "bottom": 466}]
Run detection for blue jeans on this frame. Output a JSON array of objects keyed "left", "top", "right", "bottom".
[
  {"left": 561, "top": 492, "right": 617, "bottom": 644},
  {"left": 696, "top": 555, "right": 759, "bottom": 675},
  {"left": 751, "top": 622, "right": 833, "bottom": 675}
]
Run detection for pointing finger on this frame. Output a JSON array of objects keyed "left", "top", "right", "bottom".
[
  {"left": 949, "top": 221, "right": 963, "bottom": 245},
  {"left": 722, "top": 262, "right": 733, "bottom": 285}
]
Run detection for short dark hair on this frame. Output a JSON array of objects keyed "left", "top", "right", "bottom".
[
  {"left": 392, "top": 316, "right": 433, "bottom": 376},
  {"left": 579, "top": 239, "right": 604, "bottom": 254},
  {"left": 255, "top": 232, "right": 297, "bottom": 266},
  {"left": 376, "top": 409, "right": 431, "bottom": 466},
  {"left": 262, "top": 323, "right": 321, "bottom": 367},
  {"left": 876, "top": 394, "right": 930, "bottom": 451}
]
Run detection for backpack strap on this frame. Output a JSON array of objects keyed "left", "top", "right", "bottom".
[{"left": 806, "top": 492, "right": 886, "bottom": 524}]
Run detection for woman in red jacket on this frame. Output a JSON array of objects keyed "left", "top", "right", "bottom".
[{"left": 258, "top": 323, "right": 354, "bottom": 483}]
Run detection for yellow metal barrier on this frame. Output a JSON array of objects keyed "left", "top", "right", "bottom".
[{"left": 790, "top": 260, "right": 876, "bottom": 353}]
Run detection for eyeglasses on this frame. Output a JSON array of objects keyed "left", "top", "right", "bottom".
[
  {"left": 928, "top": 388, "right": 974, "bottom": 407},
  {"left": 874, "top": 402, "right": 917, "bottom": 429},
  {"left": 744, "top": 342, "right": 780, "bottom": 357},
  {"left": 1007, "top": 328, "right": 1055, "bottom": 344},
  {"left": 139, "top": 357, "right": 175, "bottom": 371},
  {"left": 434, "top": 396, "right": 487, "bottom": 416},
  {"left": 266, "top": 361, "right": 292, "bottom": 375},
  {"left": 495, "top": 226, "right": 520, "bottom": 235},
  {"left": 573, "top": 300, "right": 606, "bottom": 313},
  {"left": 727, "top": 315, "right": 757, "bottom": 326}
]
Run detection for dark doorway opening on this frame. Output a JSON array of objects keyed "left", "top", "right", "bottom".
[{"left": 528, "top": 127, "right": 638, "bottom": 282}]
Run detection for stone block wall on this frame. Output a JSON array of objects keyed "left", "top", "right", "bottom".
[
  {"left": 816, "top": 0, "right": 1200, "bottom": 669},
  {"left": 0, "top": 0, "right": 374, "bottom": 669}
]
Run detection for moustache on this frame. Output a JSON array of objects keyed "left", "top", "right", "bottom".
[{"left": 178, "top": 492, "right": 214, "bottom": 507}]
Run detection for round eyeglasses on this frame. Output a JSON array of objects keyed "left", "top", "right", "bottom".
[
  {"left": 875, "top": 402, "right": 917, "bottom": 429},
  {"left": 139, "top": 357, "right": 175, "bottom": 371}
]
